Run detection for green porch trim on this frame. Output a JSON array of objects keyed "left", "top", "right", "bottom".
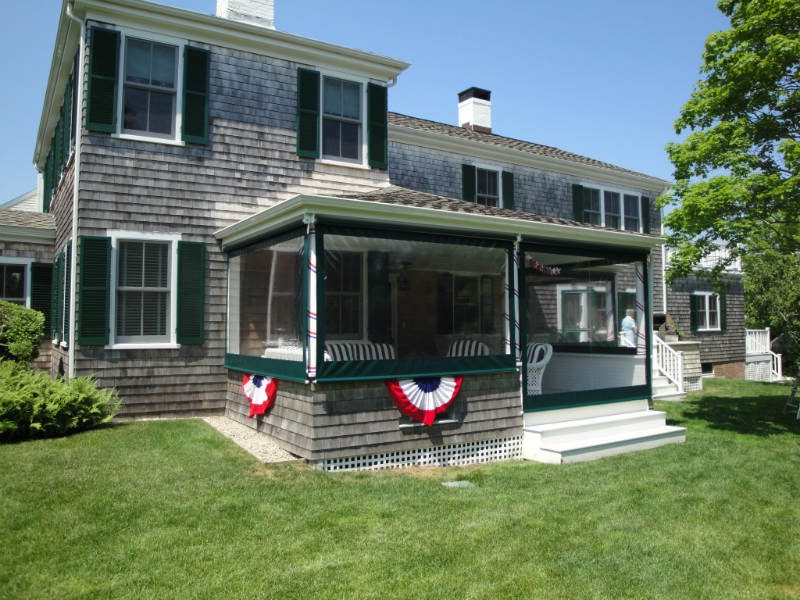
[
  {"left": 226, "top": 225, "right": 306, "bottom": 257},
  {"left": 523, "top": 385, "right": 649, "bottom": 411},
  {"left": 317, "top": 221, "right": 516, "bottom": 248},
  {"left": 315, "top": 354, "right": 516, "bottom": 382},
  {"left": 225, "top": 354, "right": 308, "bottom": 382}
]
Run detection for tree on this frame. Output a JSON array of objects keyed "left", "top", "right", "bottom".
[{"left": 660, "top": 0, "right": 800, "bottom": 370}]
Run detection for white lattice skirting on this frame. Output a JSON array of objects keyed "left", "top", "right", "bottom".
[{"left": 313, "top": 436, "right": 523, "bottom": 472}]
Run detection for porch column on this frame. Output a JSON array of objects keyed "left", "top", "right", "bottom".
[{"left": 304, "top": 214, "right": 318, "bottom": 379}]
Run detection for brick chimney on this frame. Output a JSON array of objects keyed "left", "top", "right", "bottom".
[
  {"left": 216, "top": 0, "right": 275, "bottom": 29},
  {"left": 458, "top": 87, "right": 491, "bottom": 133}
]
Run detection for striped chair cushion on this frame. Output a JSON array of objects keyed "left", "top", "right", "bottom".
[
  {"left": 446, "top": 339, "right": 491, "bottom": 357},
  {"left": 325, "top": 342, "right": 396, "bottom": 361}
]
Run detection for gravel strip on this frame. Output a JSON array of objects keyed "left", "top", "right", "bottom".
[{"left": 202, "top": 416, "right": 298, "bottom": 463}]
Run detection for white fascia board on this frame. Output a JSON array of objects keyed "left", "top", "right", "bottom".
[
  {"left": 80, "top": 0, "right": 409, "bottom": 79},
  {"left": 389, "top": 124, "right": 672, "bottom": 194},
  {"left": 215, "top": 195, "right": 661, "bottom": 252},
  {"left": 34, "top": 1, "right": 81, "bottom": 169},
  {"left": 0, "top": 226, "right": 57, "bottom": 245}
]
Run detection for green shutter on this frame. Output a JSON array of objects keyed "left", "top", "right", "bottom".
[
  {"left": 87, "top": 27, "right": 120, "bottom": 133},
  {"left": 641, "top": 196, "right": 651, "bottom": 234},
  {"left": 367, "top": 83, "right": 388, "bottom": 169},
  {"left": 53, "top": 118, "right": 63, "bottom": 178},
  {"left": 31, "top": 263, "right": 53, "bottom": 335},
  {"left": 690, "top": 294, "right": 701, "bottom": 332},
  {"left": 63, "top": 242, "right": 72, "bottom": 345},
  {"left": 719, "top": 289, "right": 727, "bottom": 332},
  {"left": 462, "top": 164, "right": 476, "bottom": 202},
  {"left": 54, "top": 252, "right": 64, "bottom": 341},
  {"left": 43, "top": 153, "right": 52, "bottom": 213},
  {"left": 177, "top": 241, "right": 206, "bottom": 344},
  {"left": 70, "top": 55, "right": 78, "bottom": 144},
  {"left": 367, "top": 252, "right": 391, "bottom": 343},
  {"left": 49, "top": 254, "right": 59, "bottom": 338},
  {"left": 63, "top": 78, "right": 73, "bottom": 159},
  {"left": 296, "top": 68, "right": 320, "bottom": 158},
  {"left": 182, "top": 46, "right": 210, "bottom": 144},
  {"left": 502, "top": 171, "right": 514, "bottom": 210},
  {"left": 78, "top": 236, "right": 111, "bottom": 345},
  {"left": 572, "top": 184, "right": 584, "bottom": 221}
]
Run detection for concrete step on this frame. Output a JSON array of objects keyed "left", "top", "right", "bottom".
[
  {"left": 524, "top": 409, "right": 668, "bottom": 445},
  {"left": 529, "top": 426, "right": 686, "bottom": 464}
]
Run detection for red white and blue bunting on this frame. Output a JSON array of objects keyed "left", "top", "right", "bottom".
[
  {"left": 242, "top": 374, "right": 278, "bottom": 418},
  {"left": 386, "top": 376, "right": 463, "bottom": 426}
]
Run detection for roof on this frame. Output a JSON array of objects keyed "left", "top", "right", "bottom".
[
  {"left": 0, "top": 209, "right": 55, "bottom": 244},
  {"left": 0, "top": 210, "right": 55, "bottom": 230},
  {"left": 215, "top": 188, "right": 660, "bottom": 252},
  {"left": 388, "top": 113, "right": 670, "bottom": 188},
  {"left": 343, "top": 186, "right": 608, "bottom": 231}
]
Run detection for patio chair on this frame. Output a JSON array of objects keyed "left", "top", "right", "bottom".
[
  {"left": 446, "top": 339, "right": 490, "bottom": 357},
  {"left": 526, "top": 343, "right": 553, "bottom": 396}
]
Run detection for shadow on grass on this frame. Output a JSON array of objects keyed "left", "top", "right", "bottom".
[{"left": 680, "top": 389, "right": 800, "bottom": 437}]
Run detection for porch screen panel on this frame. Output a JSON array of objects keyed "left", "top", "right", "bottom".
[
  {"left": 524, "top": 250, "right": 646, "bottom": 396},
  {"left": 322, "top": 234, "right": 509, "bottom": 361},
  {"left": 228, "top": 235, "right": 304, "bottom": 362}
]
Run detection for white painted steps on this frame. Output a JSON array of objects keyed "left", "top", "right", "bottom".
[
  {"left": 652, "top": 372, "right": 685, "bottom": 401},
  {"left": 522, "top": 399, "right": 686, "bottom": 464}
]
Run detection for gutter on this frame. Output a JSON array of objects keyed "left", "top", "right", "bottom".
[{"left": 65, "top": 0, "right": 84, "bottom": 379}]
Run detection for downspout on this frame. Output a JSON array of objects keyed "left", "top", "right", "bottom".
[{"left": 65, "top": 0, "right": 84, "bottom": 379}]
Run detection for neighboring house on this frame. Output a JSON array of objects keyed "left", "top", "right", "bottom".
[
  {"left": 0, "top": 189, "right": 41, "bottom": 213},
  {"left": 6, "top": 0, "right": 687, "bottom": 468},
  {"left": 0, "top": 209, "right": 55, "bottom": 370}
]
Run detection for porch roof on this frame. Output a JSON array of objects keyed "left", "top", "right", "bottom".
[
  {"left": 215, "top": 186, "right": 662, "bottom": 252},
  {"left": 0, "top": 209, "right": 56, "bottom": 244}
]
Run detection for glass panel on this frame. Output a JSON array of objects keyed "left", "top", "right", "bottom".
[
  {"left": 323, "top": 77, "right": 342, "bottom": 116},
  {"left": 323, "top": 234, "right": 509, "bottom": 360},
  {"left": 322, "top": 118, "right": 339, "bottom": 156},
  {"left": 624, "top": 194, "right": 640, "bottom": 231},
  {"left": 125, "top": 38, "right": 151, "bottom": 84},
  {"left": 148, "top": 91, "right": 174, "bottom": 134},
  {"left": 604, "top": 191, "right": 621, "bottom": 229},
  {"left": 583, "top": 188, "right": 601, "bottom": 225},
  {"left": 340, "top": 122, "right": 359, "bottom": 159},
  {"left": 707, "top": 295, "right": 719, "bottom": 328},
  {"left": 117, "top": 290, "right": 142, "bottom": 336},
  {"left": 3, "top": 265, "right": 25, "bottom": 299},
  {"left": 151, "top": 43, "right": 176, "bottom": 88},
  {"left": 123, "top": 87, "right": 149, "bottom": 132},
  {"left": 524, "top": 250, "right": 646, "bottom": 396},
  {"left": 143, "top": 243, "right": 168, "bottom": 287},
  {"left": 341, "top": 81, "right": 360, "bottom": 119},
  {"left": 119, "top": 241, "right": 143, "bottom": 287},
  {"left": 229, "top": 236, "right": 304, "bottom": 361}
]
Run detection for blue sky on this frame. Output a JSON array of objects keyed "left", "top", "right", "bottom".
[{"left": 0, "top": 0, "right": 729, "bottom": 201}]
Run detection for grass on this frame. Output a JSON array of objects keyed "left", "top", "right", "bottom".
[{"left": 1, "top": 378, "right": 799, "bottom": 599}]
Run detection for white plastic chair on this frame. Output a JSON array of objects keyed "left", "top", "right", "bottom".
[
  {"left": 446, "top": 339, "right": 491, "bottom": 357},
  {"left": 526, "top": 343, "right": 553, "bottom": 396}
]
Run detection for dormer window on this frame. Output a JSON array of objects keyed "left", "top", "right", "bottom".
[
  {"left": 123, "top": 38, "right": 178, "bottom": 137},
  {"left": 322, "top": 77, "right": 361, "bottom": 161},
  {"left": 572, "top": 184, "right": 651, "bottom": 233}
]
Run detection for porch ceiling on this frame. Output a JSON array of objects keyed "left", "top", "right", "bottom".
[{"left": 214, "top": 187, "right": 662, "bottom": 252}]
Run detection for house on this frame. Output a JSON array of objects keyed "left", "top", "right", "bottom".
[{"left": 8, "top": 0, "right": 687, "bottom": 468}]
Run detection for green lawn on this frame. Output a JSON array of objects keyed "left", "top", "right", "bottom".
[{"left": 1, "top": 379, "right": 799, "bottom": 599}]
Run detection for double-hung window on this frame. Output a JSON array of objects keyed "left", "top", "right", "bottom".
[
  {"left": 693, "top": 292, "right": 721, "bottom": 332},
  {"left": 476, "top": 169, "right": 499, "bottom": 207},
  {"left": 322, "top": 76, "right": 362, "bottom": 161},
  {"left": 116, "top": 241, "right": 171, "bottom": 342},
  {"left": 574, "top": 185, "right": 645, "bottom": 232},
  {"left": 122, "top": 38, "right": 178, "bottom": 137}
]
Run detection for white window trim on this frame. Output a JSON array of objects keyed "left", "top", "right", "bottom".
[
  {"left": 694, "top": 291, "right": 721, "bottom": 332},
  {"left": 556, "top": 283, "right": 610, "bottom": 339},
  {"left": 0, "top": 257, "right": 34, "bottom": 308},
  {"left": 112, "top": 26, "right": 187, "bottom": 146},
  {"left": 580, "top": 182, "right": 643, "bottom": 233},
  {"left": 469, "top": 160, "right": 508, "bottom": 209},
  {"left": 106, "top": 230, "right": 182, "bottom": 349},
  {"left": 317, "top": 67, "right": 370, "bottom": 168}
]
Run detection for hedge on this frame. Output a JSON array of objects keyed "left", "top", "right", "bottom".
[{"left": 0, "top": 300, "right": 45, "bottom": 364}]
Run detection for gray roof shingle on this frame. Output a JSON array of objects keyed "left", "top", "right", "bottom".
[
  {"left": 0, "top": 210, "right": 55, "bottom": 230},
  {"left": 388, "top": 112, "right": 663, "bottom": 181}
]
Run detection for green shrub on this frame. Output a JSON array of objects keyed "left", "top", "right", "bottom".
[
  {"left": 0, "top": 300, "right": 45, "bottom": 364},
  {"left": 0, "top": 360, "right": 119, "bottom": 441}
]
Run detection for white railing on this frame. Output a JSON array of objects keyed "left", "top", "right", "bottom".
[
  {"left": 746, "top": 328, "right": 771, "bottom": 354},
  {"left": 653, "top": 334, "right": 684, "bottom": 393},
  {"left": 746, "top": 327, "right": 783, "bottom": 380}
]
